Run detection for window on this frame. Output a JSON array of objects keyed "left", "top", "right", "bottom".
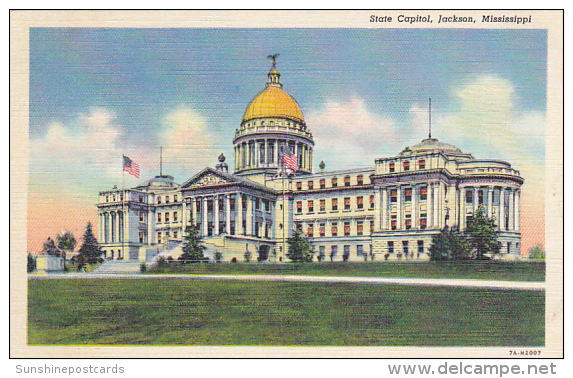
[
  {"left": 344, "top": 222, "right": 351, "bottom": 236},
  {"left": 230, "top": 198, "right": 236, "bottom": 211},
  {"left": 388, "top": 241, "right": 394, "bottom": 254},
  {"left": 255, "top": 198, "right": 260, "bottom": 211},
  {"left": 344, "top": 176, "right": 351, "bottom": 187},
  {"left": 418, "top": 159, "right": 426, "bottom": 170},
  {"left": 242, "top": 196, "right": 247, "bottom": 210},
  {"left": 357, "top": 221, "right": 364, "bottom": 236},
  {"left": 418, "top": 240, "right": 424, "bottom": 254},
  {"left": 420, "top": 186, "right": 428, "bottom": 200},
  {"left": 404, "top": 188, "right": 412, "bottom": 202},
  {"left": 344, "top": 197, "right": 351, "bottom": 210},
  {"left": 296, "top": 181, "right": 302, "bottom": 191},
  {"left": 157, "top": 196, "right": 161, "bottom": 204},
  {"left": 157, "top": 232, "right": 162, "bottom": 244},
  {"left": 157, "top": 213, "right": 162, "bottom": 223},
  {"left": 308, "top": 200, "right": 314, "bottom": 213},
  {"left": 332, "top": 177, "right": 338, "bottom": 188},
  {"left": 139, "top": 195, "right": 144, "bottom": 203},
  {"left": 296, "top": 201, "right": 302, "bottom": 214},
  {"left": 319, "top": 223, "right": 326, "bottom": 237},
  {"left": 173, "top": 212, "right": 178, "bottom": 222},
  {"left": 320, "top": 199, "right": 326, "bottom": 212},
  {"left": 166, "top": 196, "right": 170, "bottom": 204},
  {"left": 139, "top": 212, "right": 145, "bottom": 222},
  {"left": 308, "top": 181, "right": 314, "bottom": 190},
  {"left": 403, "top": 241, "right": 409, "bottom": 256},
  {"left": 265, "top": 200, "right": 270, "bottom": 212},
  {"left": 403, "top": 161, "right": 410, "bottom": 171},
  {"left": 320, "top": 179, "right": 325, "bottom": 189},
  {"left": 389, "top": 162, "right": 395, "bottom": 173},
  {"left": 370, "top": 195, "right": 375, "bottom": 209},
  {"left": 307, "top": 223, "right": 314, "bottom": 237},
  {"left": 478, "top": 189, "right": 484, "bottom": 205},
  {"left": 331, "top": 222, "right": 338, "bottom": 236},
  {"left": 357, "top": 196, "right": 364, "bottom": 210},
  {"left": 196, "top": 201, "right": 201, "bottom": 213},
  {"left": 165, "top": 212, "right": 170, "bottom": 223},
  {"left": 343, "top": 245, "right": 351, "bottom": 260},
  {"left": 391, "top": 214, "right": 397, "bottom": 230},
  {"left": 332, "top": 198, "right": 338, "bottom": 211},
  {"left": 357, "top": 245, "right": 364, "bottom": 256},
  {"left": 420, "top": 213, "right": 427, "bottom": 229},
  {"left": 370, "top": 220, "right": 374, "bottom": 234},
  {"left": 466, "top": 190, "right": 473, "bottom": 204},
  {"left": 390, "top": 189, "right": 397, "bottom": 203},
  {"left": 174, "top": 195, "right": 178, "bottom": 202},
  {"left": 331, "top": 245, "right": 338, "bottom": 260},
  {"left": 357, "top": 175, "right": 363, "bottom": 186},
  {"left": 139, "top": 232, "right": 144, "bottom": 243},
  {"left": 405, "top": 214, "right": 412, "bottom": 230},
  {"left": 174, "top": 230, "right": 178, "bottom": 239}
]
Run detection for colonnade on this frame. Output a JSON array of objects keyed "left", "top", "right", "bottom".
[
  {"left": 234, "top": 138, "right": 312, "bottom": 172},
  {"left": 373, "top": 182, "right": 521, "bottom": 233},
  {"left": 183, "top": 193, "right": 274, "bottom": 239},
  {"left": 98, "top": 210, "right": 124, "bottom": 244}
]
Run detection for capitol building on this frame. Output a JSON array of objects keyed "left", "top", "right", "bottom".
[{"left": 96, "top": 60, "right": 524, "bottom": 263}]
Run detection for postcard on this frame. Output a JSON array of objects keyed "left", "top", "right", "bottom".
[{"left": 10, "top": 10, "right": 563, "bottom": 358}]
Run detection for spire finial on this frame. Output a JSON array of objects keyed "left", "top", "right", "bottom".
[
  {"left": 428, "top": 97, "right": 432, "bottom": 139},
  {"left": 267, "top": 53, "right": 280, "bottom": 67}
]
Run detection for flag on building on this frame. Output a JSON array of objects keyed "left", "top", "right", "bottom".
[
  {"left": 123, "top": 155, "right": 140, "bottom": 178},
  {"left": 282, "top": 149, "right": 297, "bottom": 172}
]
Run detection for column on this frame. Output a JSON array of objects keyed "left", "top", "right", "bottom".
[
  {"left": 396, "top": 185, "right": 402, "bottom": 230},
  {"left": 246, "top": 195, "right": 254, "bottom": 236},
  {"left": 374, "top": 188, "right": 381, "bottom": 232},
  {"left": 264, "top": 139, "right": 268, "bottom": 167},
  {"left": 245, "top": 143, "right": 250, "bottom": 167},
  {"left": 237, "top": 194, "right": 244, "bottom": 235},
  {"left": 202, "top": 196, "right": 208, "bottom": 236},
  {"left": 255, "top": 141, "right": 260, "bottom": 168},
  {"left": 192, "top": 197, "right": 198, "bottom": 226},
  {"left": 226, "top": 194, "right": 231, "bottom": 234},
  {"left": 294, "top": 143, "right": 299, "bottom": 169},
  {"left": 459, "top": 188, "right": 466, "bottom": 230},
  {"left": 515, "top": 190, "right": 520, "bottom": 232},
  {"left": 508, "top": 189, "right": 514, "bottom": 232},
  {"left": 382, "top": 187, "right": 388, "bottom": 230},
  {"left": 274, "top": 139, "right": 279, "bottom": 167},
  {"left": 487, "top": 186, "right": 494, "bottom": 219},
  {"left": 427, "top": 183, "right": 433, "bottom": 228},
  {"left": 499, "top": 188, "right": 506, "bottom": 231},
  {"left": 99, "top": 213, "right": 104, "bottom": 245},
  {"left": 412, "top": 185, "right": 418, "bottom": 229},
  {"left": 182, "top": 200, "right": 187, "bottom": 230},
  {"left": 214, "top": 195, "right": 220, "bottom": 235},
  {"left": 434, "top": 183, "right": 440, "bottom": 228},
  {"left": 473, "top": 186, "right": 478, "bottom": 213}
]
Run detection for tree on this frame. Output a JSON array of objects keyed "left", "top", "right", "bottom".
[
  {"left": 57, "top": 230, "right": 77, "bottom": 262},
  {"left": 77, "top": 222, "right": 103, "bottom": 265},
  {"left": 214, "top": 251, "right": 223, "bottom": 263},
  {"left": 27, "top": 253, "right": 36, "bottom": 273},
  {"left": 465, "top": 206, "right": 500, "bottom": 259},
  {"left": 179, "top": 225, "right": 206, "bottom": 264},
  {"left": 430, "top": 226, "right": 469, "bottom": 261},
  {"left": 42, "top": 237, "right": 61, "bottom": 257},
  {"left": 286, "top": 231, "right": 314, "bottom": 262},
  {"left": 244, "top": 247, "right": 252, "bottom": 263},
  {"left": 528, "top": 244, "right": 545, "bottom": 260}
]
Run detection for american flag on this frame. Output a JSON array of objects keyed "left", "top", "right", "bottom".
[
  {"left": 282, "top": 150, "right": 297, "bottom": 172},
  {"left": 123, "top": 155, "right": 140, "bottom": 178}
]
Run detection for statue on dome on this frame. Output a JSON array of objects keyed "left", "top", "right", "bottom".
[{"left": 267, "top": 53, "right": 280, "bottom": 67}]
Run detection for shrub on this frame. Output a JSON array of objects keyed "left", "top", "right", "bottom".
[{"left": 140, "top": 263, "right": 147, "bottom": 273}]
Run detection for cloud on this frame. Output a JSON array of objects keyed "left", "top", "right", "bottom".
[
  {"left": 306, "top": 98, "right": 398, "bottom": 170},
  {"left": 157, "top": 106, "right": 220, "bottom": 179}
]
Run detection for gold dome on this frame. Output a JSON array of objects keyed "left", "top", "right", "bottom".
[{"left": 242, "top": 86, "right": 305, "bottom": 124}]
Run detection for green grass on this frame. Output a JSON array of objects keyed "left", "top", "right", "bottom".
[
  {"left": 148, "top": 261, "right": 545, "bottom": 282},
  {"left": 28, "top": 278, "right": 544, "bottom": 346}
]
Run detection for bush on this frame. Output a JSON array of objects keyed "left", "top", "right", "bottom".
[
  {"left": 140, "top": 263, "right": 147, "bottom": 273},
  {"left": 27, "top": 254, "right": 36, "bottom": 273},
  {"left": 214, "top": 251, "right": 223, "bottom": 263}
]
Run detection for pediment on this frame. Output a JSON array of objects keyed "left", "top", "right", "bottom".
[{"left": 182, "top": 168, "right": 237, "bottom": 189}]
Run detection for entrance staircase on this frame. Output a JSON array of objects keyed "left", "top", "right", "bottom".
[{"left": 89, "top": 259, "right": 142, "bottom": 275}]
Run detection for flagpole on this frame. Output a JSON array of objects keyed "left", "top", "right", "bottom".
[
  {"left": 122, "top": 155, "right": 125, "bottom": 260},
  {"left": 282, "top": 146, "right": 286, "bottom": 263}
]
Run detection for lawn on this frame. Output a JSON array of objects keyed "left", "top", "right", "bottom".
[
  {"left": 148, "top": 261, "right": 545, "bottom": 282},
  {"left": 28, "top": 278, "right": 544, "bottom": 346}
]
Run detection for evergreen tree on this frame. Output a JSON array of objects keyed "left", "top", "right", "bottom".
[
  {"left": 42, "top": 237, "right": 61, "bottom": 256},
  {"left": 430, "top": 226, "right": 469, "bottom": 261},
  {"left": 465, "top": 206, "right": 501, "bottom": 259},
  {"left": 57, "top": 230, "right": 77, "bottom": 262},
  {"left": 286, "top": 230, "right": 314, "bottom": 262},
  {"left": 77, "top": 222, "right": 103, "bottom": 265},
  {"left": 179, "top": 225, "right": 206, "bottom": 264},
  {"left": 27, "top": 253, "right": 36, "bottom": 273}
]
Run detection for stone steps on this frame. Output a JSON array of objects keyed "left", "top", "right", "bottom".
[{"left": 89, "top": 260, "right": 142, "bottom": 275}]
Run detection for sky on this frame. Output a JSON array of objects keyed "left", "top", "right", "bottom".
[{"left": 28, "top": 28, "right": 547, "bottom": 254}]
